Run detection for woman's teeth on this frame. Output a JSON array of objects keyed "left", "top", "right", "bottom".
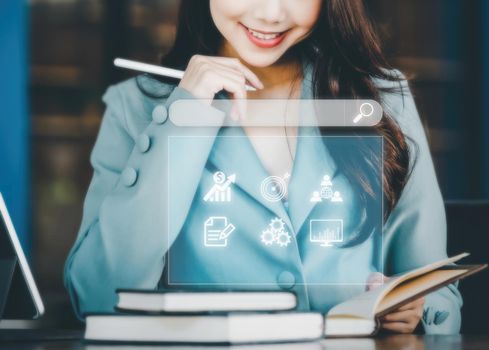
[{"left": 247, "top": 28, "right": 282, "bottom": 40}]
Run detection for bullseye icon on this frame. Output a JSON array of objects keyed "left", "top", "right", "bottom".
[{"left": 260, "top": 176, "right": 287, "bottom": 202}]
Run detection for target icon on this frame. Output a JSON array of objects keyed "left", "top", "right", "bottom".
[{"left": 260, "top": 176, "right": 287, "bottom": 202}]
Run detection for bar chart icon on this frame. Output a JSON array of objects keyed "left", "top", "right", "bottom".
[
  {"left": 203, "top": 172, "right": 236, "bottom": 203},
  {"left": 309, "top": 219, "right": 343, "bottom": 247}
]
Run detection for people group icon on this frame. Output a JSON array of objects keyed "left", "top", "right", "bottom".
[{"left": 310, "top": 174, "right": 343, "bottom": 203}]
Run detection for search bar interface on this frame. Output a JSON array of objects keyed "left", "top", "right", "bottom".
[{"left": 169, "top": 99, "right": 383, "bottom": 127}]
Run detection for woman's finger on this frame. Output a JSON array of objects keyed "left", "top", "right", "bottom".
[
  {"left": 181, "top": 54, "right": 262, "bottom": 103},
  {"left": 381, "top": 309, "right": 418, "bottom": 323},
  {"left": 381, "top": 321, "right": 415, "bottom": 334},
  {"left": 205, "top": 71, "right": 247, "bottom": 120},
  {"left": 209, "top": 56, "right": 262, "bottom": 83},
  {"left": 212, "top": 69, "right": 248, "bottom": 120},
  {"left": 365, "top": 272, "right": 387, "bottom": 291},
  {"left": 209, "top": 64, "right": 248, "bottom": 90},
  {"left": 209, "top": 56, "right": 264, "bottom": 89},
  {"left": 208, "top": 66, "right": 249, "bottom": 121}
]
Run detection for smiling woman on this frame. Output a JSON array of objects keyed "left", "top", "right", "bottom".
[{"left": 64, "top": 0, "right": 463, "bottom": 336}]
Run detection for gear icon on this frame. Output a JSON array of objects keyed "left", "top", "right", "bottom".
[
  {"left": 270, "top": 218, "right": 285, "bottom": 233},
  {"left": 276, "top": 230, "right": 291, "bottom": 247},
  {"left": 260, "top": 217, "right": 291, "bottom": 248},
  {"left": 260, "top": 229, "right": 276, "bottom": 246}
]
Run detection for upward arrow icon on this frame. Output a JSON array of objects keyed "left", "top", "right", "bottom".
[{"left": 203, "top": 174, "right": 236, "bottom": 202}]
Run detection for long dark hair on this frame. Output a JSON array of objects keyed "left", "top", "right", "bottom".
[{"left": 138, "top": 0, "right": 412, "bottom": 246}]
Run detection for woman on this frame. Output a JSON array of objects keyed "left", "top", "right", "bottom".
[{"left": 64, "top": 0, "right": 462, "bottom": 334}]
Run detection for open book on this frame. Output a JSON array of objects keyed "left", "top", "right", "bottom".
[{"left": 324, "top": 253, "right": 486, "bottom": 336}]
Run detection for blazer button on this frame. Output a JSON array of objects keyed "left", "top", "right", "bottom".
[
  {"left": 137, "top": 134, "right": 151, "bottom": 153},
  {"left": 433, "top": 310, "right": 450, "bottom": 325},
  {"left": 122, "top": 167, "right": 138, "bottom": 187},
  {"left": 277, "top": 271, "right": 296, "bottom": 290},
  {"left": 152, "top": 105, "right": 168, "bottom": 124}
]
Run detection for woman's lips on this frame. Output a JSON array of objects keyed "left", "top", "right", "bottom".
[{"left": 241, "top": 23, "right": 288, "bottom": 49}]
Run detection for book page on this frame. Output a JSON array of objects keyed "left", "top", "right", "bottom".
[{"left": 376, "top": 269, "right": 468, "bottom": 314}]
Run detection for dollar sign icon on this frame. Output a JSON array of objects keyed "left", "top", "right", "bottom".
[{"left": 213, "top": 171, "right": 226, "bottom": 184}]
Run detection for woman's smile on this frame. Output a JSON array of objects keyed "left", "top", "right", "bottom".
[
  {"left": 240, "top": 23, "right": 289, "bottom": 49},
  {"left": 210, "top": 0, "right": 322, "bottom": 67}
]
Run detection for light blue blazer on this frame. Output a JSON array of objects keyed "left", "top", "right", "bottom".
[{"left": 64, "top": 63, "right": 462, "bottom": 334}]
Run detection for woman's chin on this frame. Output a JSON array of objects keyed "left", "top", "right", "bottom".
[{"left": 237, "top": 51, "right": 285, "bottom": 68}]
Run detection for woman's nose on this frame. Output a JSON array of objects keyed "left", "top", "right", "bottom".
[{"left": 253, "top": 0, "right": 287, "bottom": 24}]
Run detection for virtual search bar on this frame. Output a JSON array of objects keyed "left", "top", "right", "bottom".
[{"left": 169, "top": 99, "right": 383, "bottom": 127}]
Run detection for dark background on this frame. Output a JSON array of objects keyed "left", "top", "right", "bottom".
[{"left": 0, "top": 0, "right": 488, "bottom": 331}]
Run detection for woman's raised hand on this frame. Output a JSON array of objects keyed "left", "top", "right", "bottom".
[{"left": 178, "top": 55, "right": 263, "bottom": 120}]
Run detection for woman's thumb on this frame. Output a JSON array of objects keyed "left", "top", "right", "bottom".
[{"left": 366, "top": 272, "right": 388, "bottom": 291}]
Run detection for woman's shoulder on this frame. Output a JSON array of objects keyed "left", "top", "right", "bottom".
[
  {"left": 372, "top": 68, "right": 410, "bottom": 114},
  {"left": 102, "top": 75, "right": 177, "bottom": 138},
  {"left": 372, "top": 68, "right": 422, "bottom": 137}
]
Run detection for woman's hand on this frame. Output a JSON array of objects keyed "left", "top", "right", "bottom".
[
  {"left": 366, "top": 272, "right": 425, "bottom": 334},
  {"left": 380, "top": 297, "right": 425, "bottom": 334},
  {"left": 178, "top": 55, "right": 263, "bottom": 120}
]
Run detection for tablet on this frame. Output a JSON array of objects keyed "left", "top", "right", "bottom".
[{"left": 0, "top": 193, "right": 44, "bottom": 319}]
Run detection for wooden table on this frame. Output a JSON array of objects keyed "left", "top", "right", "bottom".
[{"left": 0, "top": 330, "right": 488, "bottom": 349}]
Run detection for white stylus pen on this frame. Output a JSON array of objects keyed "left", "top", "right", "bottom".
[{"left": 114, "top": 57, "right": 257, "bottom": 92}]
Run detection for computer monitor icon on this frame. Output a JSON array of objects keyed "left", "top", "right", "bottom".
[{"left": 309, "top": 219, "right": 344, "bottom": 247}]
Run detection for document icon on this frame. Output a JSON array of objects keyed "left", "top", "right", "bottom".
[{"left": 204, "top": 216, "right": 236, "bottom": 248}]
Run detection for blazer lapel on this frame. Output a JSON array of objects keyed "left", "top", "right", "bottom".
[
  {"left": 206, "top": 126, "right": 292, "bottom": 228},
  {"left": 287, "top": 128, "right": 337, "bottom": 234},
  {"left": 287, "top": 60, "right": 338, "bottom": 233}
]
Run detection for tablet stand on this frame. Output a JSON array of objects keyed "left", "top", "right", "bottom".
[{"left": 0, "top": 257, "right": 17, "bottom": 320}]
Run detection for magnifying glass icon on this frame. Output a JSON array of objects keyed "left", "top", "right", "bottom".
[{"left": 353, "top": 103, "right": 374, "bottom": 124}]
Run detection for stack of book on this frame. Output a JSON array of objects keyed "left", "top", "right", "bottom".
[{"left": 84, "top": 253, "right": 485, "bottom": 344}]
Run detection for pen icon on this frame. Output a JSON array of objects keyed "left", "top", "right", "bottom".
[{"left": 218, "top": 223, "right": 236, "bottom": 240}]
